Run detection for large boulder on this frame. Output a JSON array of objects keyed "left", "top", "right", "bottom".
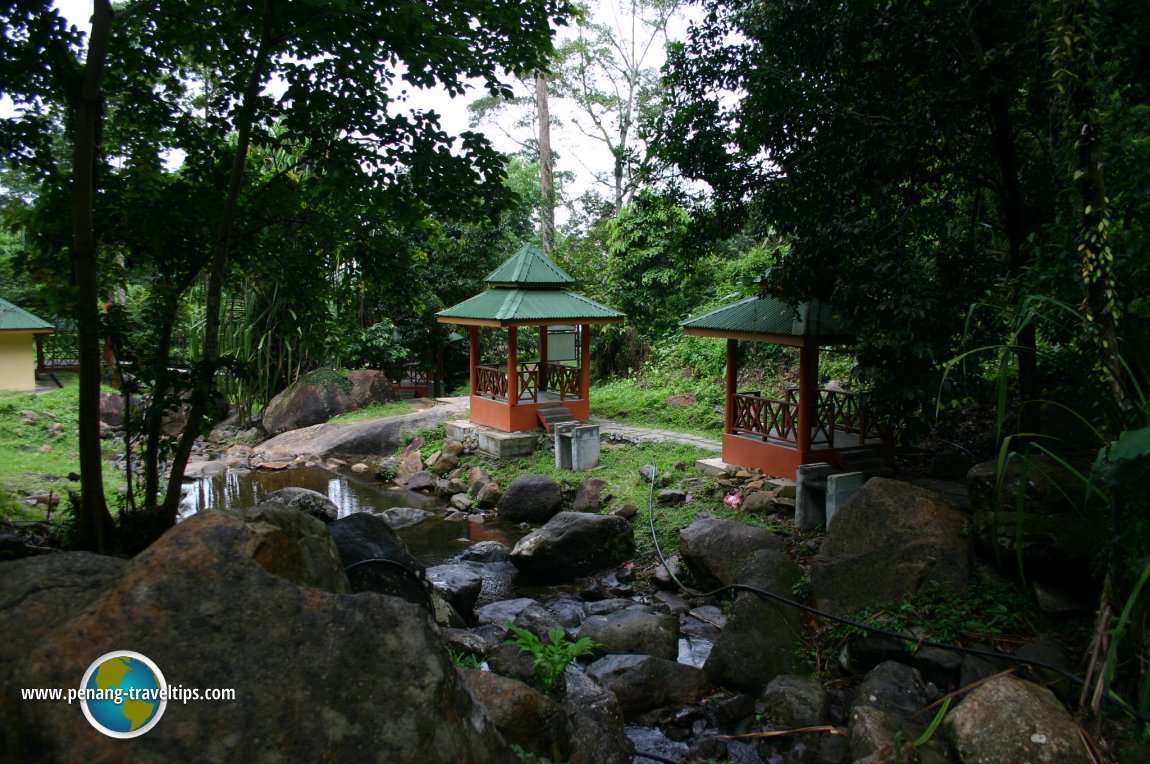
[
  {"left": 0, "top": 509, "right": 514, "bottom": 763},
  {"left": 497, "top": 474, "right": 564, "bottom": 524},
  {"left": 577, "top": 609, "right": 679, "bottom": 660},
  {"left": 678, "top": 514, "right": 787, "bottom": 589},
  {"left": 810, "top": 478, "right": 970, "bottom": 617},
  {"left": 942, "top": 675, "right": 1091, "bottom": 764},
  {"left": 261, "top": 486, "right": 339, "bottom": 523},
  {"left": 703, "top": 547, "right": 803, "bottom": 694},
  {"left": 459, "top": 670, "right": 572, "bottom": 761},
  {"left": 262, "top": 368, "right": 395, "bottom": 435},
  {"left": 328, "top": 511, "right": 428, "bottom": 606},
  {"left": 585, "top": 654, "right": 709, "bottom": 719},
  {"left": 510, "top": 512, "right": 634, "bottom": 582}
]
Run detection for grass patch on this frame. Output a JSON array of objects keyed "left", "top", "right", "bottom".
[
  {"left": 590, "top": 377, "right": 723, "bottom": 437},
  {"left": 0, "top": 374, "right": 121, "bottom": 521},
  {"left": 328, "top": 400, "right": 416, "bottom": 423}
]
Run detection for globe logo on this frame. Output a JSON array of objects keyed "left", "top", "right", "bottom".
[{"left": 79, "top": 651, "right": 167, "bottom": 738}]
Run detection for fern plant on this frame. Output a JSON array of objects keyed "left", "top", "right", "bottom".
[{"left": 505, "top": 623, "right": 596, "bottom": 694}]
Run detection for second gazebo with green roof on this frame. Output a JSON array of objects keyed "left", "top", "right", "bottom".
[
  {"left": 680, "top": 293, "right": 889, "bottom": 479},
  {"left": 437, "top": 244, "right": 625, "bottom": 432}
]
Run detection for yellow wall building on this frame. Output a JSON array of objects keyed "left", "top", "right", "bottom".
[{"left": 0, "top": 298, "right": 54, "bottom": 391}]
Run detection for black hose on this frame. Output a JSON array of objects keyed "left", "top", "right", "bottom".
[{"left": 343, "top": 557, "right": 436, "bottom": 610}]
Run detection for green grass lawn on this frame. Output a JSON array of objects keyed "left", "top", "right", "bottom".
[
  {"left": 328, "top": 399, "right": 416, "bottom": 423},
  {"left": 0, "top": 374, "right": 121, "bottom": 521},
  {"left": 589, "top": 378, "right": 723, "bottom": 438}
]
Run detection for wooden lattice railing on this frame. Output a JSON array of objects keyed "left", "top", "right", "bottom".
[
  {"left": 544, "top": 362, "right": 580, "bottom": 399},
  {"left": 733, "top": 388, "right": 882, "bottom": 447},
  {"left": 516, "top": 365, "right": 538, "bottom": 402},
  {"left": 475, "top": 365, "right": 507, "bottom": 398},
  {"left": 733, "top": 392, "right": 797, "bottom": 442}
]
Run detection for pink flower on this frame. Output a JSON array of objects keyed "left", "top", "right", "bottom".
[{"left": 723, "top": 493, "right": 742, "bottom": 508}]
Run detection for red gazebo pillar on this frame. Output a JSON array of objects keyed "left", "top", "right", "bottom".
[
  {"left": 469, "top": 327, "right": 479, "bottom": 395},
  {"left": 579, "top": 324, "right": 590, "bottom": 400},
  {"left": 538, "top": 325, "right": 549, "bottom": 391},
  {"left": 725, "top": 338, "right": 737, "bottom": 434},
  {"left": 796, "top": 344, "right": 819, "bottom": 457},
  {"left": 507, "top": 326, "right": 519, "bottom": 405}
]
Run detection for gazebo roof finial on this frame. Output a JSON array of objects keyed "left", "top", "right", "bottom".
[{"left": 485, "top": 243, "right": 575, "bottom": 288}]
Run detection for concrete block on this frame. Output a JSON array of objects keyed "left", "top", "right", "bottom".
[
  {"left": 555, "top": 423, "right": 601, "bottom": 471},
  {"left": 825, "top": 472, "right": 866, "bottom": 528},
  {"left": 764, "top": 477, "right": 797, "bottom": 499},
  {"left": 445, "top": 420, "right": 477, "bottom": 442},
  {"left": 475, "top": 428, "right": 538, "bottom": 459},
  {"left": 795, "top": 462, "right": 835, "bottom": 531}
]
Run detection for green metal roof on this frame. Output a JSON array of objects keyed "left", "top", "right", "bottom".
[
  {"left": 438, "top": 288, "right": 624, "bottom": 325},
  {"left": 485, "top": 243, "right": 575, "bottom": 286},
  {"left": 679, "top": 295, "right": 851, "bottom": 339},
  {"left": 0, "top": 298, "right": 53, "bottom": 332}
]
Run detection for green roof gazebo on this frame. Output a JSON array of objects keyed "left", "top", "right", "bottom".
[
  {"left": 0, "top": 298, "right": 54, "bottom": 391},
  {"left": 680, "top": 295, "right": 889, "bottom": 479},
  {"left": 437, "top": 244, "right": 625, "bottom": 432}
]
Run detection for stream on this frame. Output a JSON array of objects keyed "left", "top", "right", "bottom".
[
  {"left": 181, "top": 464, "right": 717, "bottom": 762},
  {"left": 179, "top": 465, "right": 528, "bottom": 566}
]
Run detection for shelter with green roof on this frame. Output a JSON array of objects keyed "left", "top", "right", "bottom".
[
  {"left": 680, "top": 294, "right": 889, "bottom": 479},
  {"left": 437, "top": 244, "right": 625, "bottom": 432},
  {"left": 0, "top": 298, "right": 54, "bottom": 391}
]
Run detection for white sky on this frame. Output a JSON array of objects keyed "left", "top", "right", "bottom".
[{"left": 46, "top": 0, "right": 698, "bottom": 210}]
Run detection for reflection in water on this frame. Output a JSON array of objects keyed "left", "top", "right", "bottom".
[
  {"left": 180, "top": 466, "right": 432, "bottom": 519},
  {"left": 179, "top": 464, "right": 527, "bottom": 566}
]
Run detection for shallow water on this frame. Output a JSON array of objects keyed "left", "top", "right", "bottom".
[{"left": 180, "top": 465, "right": 526, "bottom": 566}]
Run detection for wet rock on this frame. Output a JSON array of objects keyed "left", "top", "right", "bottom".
[
  {"left": 378, "top": 506, "right": 436, "bottom": 529},
  {"left": 475, "top": 481, "right": 503, "bottom": 509},
  {"left": 849, "top": 705, "right": 909, "bottom": 763},
  {"left": 460, "top": 670, "right": 572, "bottom": 760},
  {"left": 497, "top": 474, "right": 563, "bottom": 523},
  {"left": 678, "top": 514, "right": 786, "bottom": 589},
  {"left": 563, "top": 669, "right": 634, "bottom": 764},
  {"left": 810, "top": 478, "right": 970, "bottom": 618},
  {"left": 577, "top": 609, "right": 679, "bottom": 660},
  {"left": 429, "top": 451, "right": 460, "bottom": 476},
  {"left": 458, "top": 540, "right": 512, "bottom": 564},
  {"left": 703, "top": 547, "right": 802, "bottom": 694},
  {"left": 395, "top": 450, "right": 424, "bottom": 484},
  {"left": 851, "top": 660, "right": 933, "bottom": 718},
  {"left": 406, "top": 470, "right": 436, "bottom": 492},
  {"left": 328, "top": 512, "right": 427, "bottom": 606},
  {"left": 586, "top": 654, "right": 709, "bottom": 719},
  {"left": 573, "top": 477, "right": 610, "bottom": 513},
  {"left": 261, "top": 486, "right": 340, "bottom": 523},
  {"left": 943, "top": 675, "right": 1090, "bottom": 764},
  {"left": 262, "top": 368, "right": 395, "bottom": 435},
  {"left": 468, "top": 467, "right": 491, "bottom": 495},
  {"left": 426, "top": 563, "right": 484, "bottom": 621},
  {"left": 510, "top": 512, "right": 634, "bottom": 582},
  {"left": 450, "top": 493, "right": 474, "bottom": 511},
  {"left": 0, "top": 511, "right": 512, "bottom": 764},
  {"left": 758, "top": 675, "right": 829, "bottom": 727},
  {"left": 475, "top": 598, "right": 563, "bottom": 639}
]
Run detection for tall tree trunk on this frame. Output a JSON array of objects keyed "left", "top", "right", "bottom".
[
  {"left": 71, "top": 0, "right": 116, "bottom": 551},
  {"left": 536, "top": 70, "right": 555, "bottom": 252},
  {"left": 988, "top": 91, "right": 1042, "bottom": 438},
  {"left": 158, "top": 3, "right": 276, "bottom": 525},
  {"left": 1052, "top": 0, "right": 1122, "bottom": 410}
]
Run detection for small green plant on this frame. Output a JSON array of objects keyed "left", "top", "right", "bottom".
[
  {"left": 505, "top": 623, "right": 596, "bottom": 693},
  {"left": 446, "top": 648, "right": 484, "bottom": 670}
]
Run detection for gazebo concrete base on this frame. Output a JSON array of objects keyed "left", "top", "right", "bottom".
[{"left": 446, "top": 420, "right": 539, "bottom": 459}]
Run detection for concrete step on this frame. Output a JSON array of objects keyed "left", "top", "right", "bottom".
[
  {"left": 538, "top": 406, "right": 577, "bottom": 433},
  {"left": 837, "top": 446, "right": 893, "bottom": 477}
]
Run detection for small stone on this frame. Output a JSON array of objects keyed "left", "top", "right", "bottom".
[
  {"left": 259, "top": 461, "right": 290, "bottom": 471},
  {"left": 350, "top": 463, "right": 369, "bottom": 473}
]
